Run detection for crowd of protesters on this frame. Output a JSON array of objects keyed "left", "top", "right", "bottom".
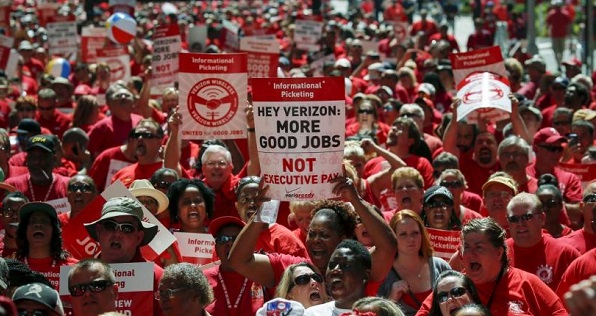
[{"left": 0, "top": 0, "right": 595, "bottom": 315}]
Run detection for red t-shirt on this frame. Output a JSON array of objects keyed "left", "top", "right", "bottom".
[
  {"left": 460, "top": 154, "right": 500, "bottom": 196},
  {"left": 292, "top": 227, "right": 307, "bottom": 248},
  {"left": 506, "top": 235, "right": 580, "bottom": 291},
  {"left": 363, "top": 155, "right": 434, "bottom": 189},
  {"left": 111, "top": 161, "right": 164, "bottom": 188},
  {"left": 461, "top": 206, "right": 483, "bottom": 225},
  {"left": 204, "top": 174, "right": 242, "bottom": 219},
  {"left": 22, "top": 256, "right": 79, "bottom": 291},
  {"left": 415, "top": 268, "right": 568, "bottom": 316},
  {"left": 410, "top": 20, "right": 438, "bottom": 37},
  {"left": 87, "top": 114, "right": 143, "bottom": 158},
  {"left": 5, "top": 173, "right": 70, "bottom": 202},
  {"left": 526, "top": 164, "right": 583, "bottom": 203},
  {"left": 0, "top": 99, "right": 11, "bottom": 129},
  {"left": 255, "top": 224, "right": 309, "bottom": 259},
  {"left": 35, "top": 110, "right": 73, "bottom": 139},
  {"left": 556, "top": 248, "right": 596, "bottom": 298},
  {"left": 88, "top": 146, "right": 135, "bottom": 192},
  {"left": 5, "top": 165, "right": 28, "bottom": 180},
  {"left": 461, "top": 190, "right": 483, "bottom": 214},
  {"left": 560, "top": 228, "right": 596, "bottom": 254},
  {"left": 546, "top": 8, "right": 573, "bottom": 38},
  {"left": 204, "top": 267, "right": 265, "bottom": 316},
  {"left": 518, "top": 177, "right": 538, "bottom": 194}
]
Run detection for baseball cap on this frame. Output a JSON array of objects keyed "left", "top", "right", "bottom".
[
  {"left": 418, "top": 83, "right": 436, "bottom": 96},
  {"left": 12, "top": 283, "right": 64, "bottom": 316},
  {"left": 84, "top": 197, "right": 158, "bottom": 246},
  {"left": 572, "top": 109, "right": 596, "bottom": 122},
  {"left": 423, "top": 186, "right": 453, "bottom": 204},
  {"left": 551, "top": 76, "right": 569, "bottom": 88},
  {"left": 17, "top": 40, "right": 33, "bottom": 51},
  {"left": 482, "top": 176, "right": 518, "bottom": 195},
  {"left": 562, "top": 57, "right": 582, "bottom": 68},
  {"left": 26, "top": 135, "right": 56, "bottom": 153},
  {"left": 15, "top": 119, "right": 41, "bottom": 135},
  {"left": 524, "top": 55, "right": 546, "bottom": 72},
  {"left": 533, "top": 127, "right": 568, "bottom": 146},
  {"left": 256, "top": 298, "right": 305, "bottom": 316},
  {"left": 334, "top": 58, "right": 351, "bottom": 69},
  {"left": 51, "top": 77, "right": 73, "bottom": 88},
  {"left": 208, "top": 216, "right": 245, "bottom": 237}
]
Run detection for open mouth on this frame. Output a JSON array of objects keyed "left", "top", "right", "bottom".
[
  {"left": 246, "top": 208, "right": 257, "bottom": 220},
  {"left": 309, "top": 291, "right": 322, "bottom": 301},
  {"left": 470, "top": 261, "right": 481, "bottom": 271},
  {"left": 309, "top": 248, "right": 326, "bottom": 259},
  {"left": 32, "top": 231, "right": 45, "bottom": 239},
  {"left": 110, "top": 241, "right": 122, "bottom": 249},
  {"left": 188, "top": 211, "right": 201, "bottom": 219},
  {"left": 402, "top": 196, "right": 412, "bottom": 204}
]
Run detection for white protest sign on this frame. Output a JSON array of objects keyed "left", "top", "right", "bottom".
[
  {"left": 294, "top": 19, "right": 324, "bottom": 52},
  {"left": 174, "top": 232, "right": 215, "bottom": 265},
  {"left": 252, "top": 77, "right": 345, "bottom": 201},
  {"left": 188, "top": 25, "right": 208, "bottom": 52},
  {"left": 151, "top": 24, "right": 181, "bottom": 95},
  {"left": 97, "top": 45, "right": 131, "bottom": 84},
  {"left": 102, "top": 181, "right": 177, "bottom": 259},
  {"left": 240, "top": 36, "right": 279, "bottom": 78},
  {"left": 105, "top": 159, "right": 134, "bottom": 189},
  {"left": 456, "top": 72, "right": 511, "bottom": 124},
  {"left": 0, "top": 34, "right": 17, "bottom": 75},
  {"left": 310, "top": 54, "right": 335, "bottom": 77},
  {"left": 81, "top": 26, "right": 107, "bottom": 63},
  {"left": 46, "top": 197, "right": 70, "bottom": 214},
  {"left": 178, "top": 52, "right": 248, "bottom": 140},
  {"left": 222, "top": 19, "right": 240, "bottom": 52},
  {"left": 46, "top": 15, "right": 78, "bottom": 58}
]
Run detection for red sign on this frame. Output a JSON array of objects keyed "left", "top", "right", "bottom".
[
  {"left": 97, "top": 44, "right": 130, "bottom": 83},
  {"left": 449, "top": 46, "right": 507, "bottom": 87},
  {"left": 426, "top": 228, "right": 461, "bottom": 261},
  {"left": 81, "top": 27, "right": 109, "bottom": 63},
  {"left": 0, "top": 4, "right": 10, "bottom": 35}
]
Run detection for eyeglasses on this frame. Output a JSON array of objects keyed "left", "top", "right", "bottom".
[
  {"left": 68, "top": 183, "right": 95, "bottom": 193},
  {"left": 436, "top": 287, "right": 467, "bottom": 303},
  {"left": 400, "top": 112, "right": 421, "bottom": 119},
  {"left": 18, "top": 309, "right": 49, "bottom": 316},
  {"left": 205, "top": 160, "right": 229, "bottom": 168},
  {"left": 358, "top": 109, "right": 374, "bottom": 114},
  {"left": 132, "top": 132, "right": 160, "bottom": 139},
  {"left": 499, "top": 151, "right": 527, "bottom": 159},
  {"left": 294, "top": 273, "right": 323, "bottom": 286},
  {"left": 155, "top": 288, "right": 187, "bottom": 300},
  {"left": 1, "top": 207, "right": 18, "bottom": 218},
  {"left": 440, "top": 181, "right": 463, "bottom": 189},
  {"left": 215, "top": 235, "right": 237, "bottom": 244},
  {"left": 426, "top": 200, "right": 453, "bottom": 210},
  {"left": 69, "top": 280, "right": 113, "bottom": 297},
  {"left": 152, "top": 181, "right": 173, "bottom": 190},
  {"left": 583, "top": 193, "right": 596, "bottom": 203},
  {"left": 101, "top": 220, "right": 137, "bottom": 234},
  {"left": 507, "top": 212, "right": 540, "bottom": 224},
  {"left": 539, "top": 145, "right": 564, "bottom": 153},
  {"left": 113, "top": 92, "right": 133, "bottom": 100}
]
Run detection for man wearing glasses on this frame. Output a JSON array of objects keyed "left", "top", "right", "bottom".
[
  {"left": 35, "top": 87, "right": 72, "bottom": 139},
  {"left": 84, "top": 197, "right": 163, "bottom": 316},
  {"left": 527, "top": 127, "right": 583, "bottom": 229},
  {"left": 111, "top": 119, "right": 165, "bottom": 188},
  {"left": 497, "top": 136, "right": 537, "bottom": 194},
  {"left": 562, "top": 182, "right": 596, "bottom": 254},
  {"left": 87, "top": 84, "right": 143, "bottom": 158},
  {"left": 67, "top": 259, "right": 118, "bottom": 316},
  {"left": 505, "top": 192, "right": 580, "bottom": 291}
]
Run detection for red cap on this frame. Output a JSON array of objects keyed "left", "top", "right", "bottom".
[
  {"left": 563, "top": 57, "right": 582, "bottom": 68},
  {"left": 208, "top": 216, "right": 245, "bottom": 237},
  {"left": 533, "top": 127, "right": 568, "bottom": 145}
]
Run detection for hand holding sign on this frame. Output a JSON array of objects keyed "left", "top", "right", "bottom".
[
  {"left": 331, "top": 164, "right": 360, "bottom": 203},
  {"left": 168, "top": 107, "right": 182, "bottom": 134},
  {"left": 246, "top": 101, "right": 255, "bottom": 129}
]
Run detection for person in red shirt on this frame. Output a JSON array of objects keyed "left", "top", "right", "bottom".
[
  {"left": 561, "top": 183, "right": 596, "bottom": 254},
  {"left": 16, "top": 202, "right": 79, "bottom": 290},
  {"left": 87, "top": 132, "right": 137, "bottom": 192},
  {"left": 87, "top": 85, "right": 143, "bottom": 158},
  {"left": 17, "top": 41, "right": 44, "bottom": 81},
  {"left": 409, "top": 9, "right": 438, "bottom": 38},
  {"left": 505, "top": 193, "right": 580, "bottom": 292},
  {"left": 481, "top": 174, "right": 518, "bottom": 230},
  {"left": 67, "top": 259, "right": 119, "bottom": 316},
  {"left": 58, "top": 175, "right": 98, "bottom": 229},
  {"left": 556, "top": 248, "right": 596, "bottom": 300},
  {"left": 111, "top": 119, "right": 165, "bottom": 187},
  {"left": 0, "top": 192, "right": 29, "bottom": 258},
  {"left": 466, "top": 18, "right": 494, "bottom": 51},
  {"left": 428, "top": 23, "right": 460, "bottom": 52},
  {"left": 51, "top": 77, "right": 76, "bottom": 109},
  {"left": 537, "top": 184, "right": 574, "bottom": 238},
  {"left": 436, "top": 170, "right": 483, "bottom": 225},
  {"left": 0, "top": 76, "right": 12, "bottom": 129},
  {"left": 518, "top": 55, "right": 546, "bottom": 100},
  {"left": 497, "top": 136, "right": 538, "bottom": 194},
  {"left": 546, "top": 1, "right": 573, "bottom": 68},
  {"left": 416, "top": 218, "right": 569, "bottom": 316},
  {"left": 35, "top": 88, "right": 72, "bottom": 139},
  {"left": 6, "top": 135, "right": 70, "bottom": 202}
]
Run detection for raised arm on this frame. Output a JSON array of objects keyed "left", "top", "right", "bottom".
[
  {"left": 509, "top": 93, "right": 531, "bottom": 143},
  {"left": 364, "top": 138, "right": 406, "bottom": 187},
  {"left": 134, "top": 66, "right": 154, "bottom": 119},
  {"left": 334, "top": 166, "right": 397, "bottom": 282},
  {"left": 163, "top": 107, "right": 183, "bottom": 176},
  {"left": 245, "top": 102, "right": 261, "bottom": 176},
  {"left": 442, "top": 98, "right": 461, "bottom": 158}
]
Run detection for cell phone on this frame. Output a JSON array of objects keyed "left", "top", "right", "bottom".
[{"left": 567, "top": 133, "right": 578, "bottom": 147}]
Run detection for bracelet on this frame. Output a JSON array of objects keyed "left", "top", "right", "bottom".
[{"left": 247, "top": 128, "right": 255, "bottom": 132}]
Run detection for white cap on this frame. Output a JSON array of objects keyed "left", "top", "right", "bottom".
[{"left": 256, "top": 298, "right": 305, "bottom": 316}]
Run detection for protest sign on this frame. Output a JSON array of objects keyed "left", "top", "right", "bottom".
[
  {"left": 105, "top": 159, "right": 134, "bottom": 190},
  {"left": 388, "top": 21, "right": 409, "bottom": 44},
  {"left": 37, "top": 3, "right": 59, "bottom": 27},
  {"left": 252, "top": 77, "right": 345, "bottom": 201},
  {"left": 294, "top": 19, "right": 324, "bottom": 52},
  {"left": 427, "top": 228, "right": 461, "bottom": 261},
  {"left": 0, "top": 34, "right": 18, "bottom": 75},
  {"left": 60, "top": 196, "right": 103, "bottom": 259},
  {"left": 60, "top": 262, "right": 154, "bottom": 316},
  {"left": 109, "top": 0, "right": 135, "bottom": 15},
  {"left": 222, "top": 20, "right": 240, "bottom": 52},
  {"left": 187, "top": 25, "right": 208, "bottom": 52},
  {"left": 240, "top": 36, "right": 279, "bottom": 78},
  {"left": 558, "top": 163, "right": 596, "bottom": 189},
  {"left": 81, "top": 27, "right": 108, "bottom": 63},
  {"left": 102, "top": 181, "right": 177, "bottom": 261},
  {"left": 310, "top": 54, "right": 335, "bottom": 77},
  {"left": 97, "top": 44, "right": 131, "bottom": 84},
  {"left": 46, "top": 15, "right": 78, "bottom": 59},
  {"left": 151, "top": 24, "right": 181, "bottom": 95},
  {"left": 175, "top": 232, "right": 216, "bottom": 265},
  {"left": 46, "top": 197, "right": 70, "bottom": 214},
  {"left": 449, "top": 46, "right": 507, "bottom": 87},
  {"left": 455, "top": 72, "right": 511, "bottom": 124},
  {"left": 178, "top": 53, "right": 248, "bottom": 140}
]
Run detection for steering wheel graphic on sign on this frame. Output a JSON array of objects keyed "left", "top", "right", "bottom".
[
  {"left": 187, "top": 78, "right": 239, "bottom": 127},
  {"left": 462, "top": 81, "right": 505, "bottom": 105}
]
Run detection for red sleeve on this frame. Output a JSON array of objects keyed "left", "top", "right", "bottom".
[
  {"left": 267, "top": 253, "right": 310, "bottom": 285},
  {"left": 417, "top": 158, "right": 434, "bottom": 189},
  {"left": 414, "top": 292, "right": 433, "bottom": 316}
]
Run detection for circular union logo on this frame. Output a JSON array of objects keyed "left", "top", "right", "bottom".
[{"left": 187, "top": 78, "right": 238, "bottom": 127}]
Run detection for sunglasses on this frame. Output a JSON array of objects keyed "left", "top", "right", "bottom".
[
  {"left": 152, "top": 181, "right": 173, "bottom": 190},
  {"left": 69, "top": 280, "right": 113, "bottom": 297},
  {"left": 583, "top": 193, "right": 596, "bottom": 203},
  {"left": 132, "top": 132, "right": 160, "bottom": 139},
  {"left": 294, "top": 273, "right": 323, "bottom": 286},
  {"left": 436, "top": 287, "right": 467, "bottom": 303},
  {"left": 426, "top": 200, "right": 452, "bottom": 210},
  {"left": 68, "top": 183, "right": 94, "bottom": 193},
  {"left": 101, "top": 220, "right": 137, "bottom": 234},
  {"left": 440, "top": 181, "right": 463, "bottom": 189},
  {"left": 18, "top": 310, "right": 48, "bottom": 316},
  {"left": 507, "top": 212, "right": 540, "bottom": 224},
  {"left": 1, "top": 207, "right": 18, "bottom": 218},
  {"left": 358, "top": 109, "right": 374, "bottom": 114},
  {"left": 215, "top": 235, "right": 237, "bottom": 244},
  {"left": 539, "top": 145, "right": 564, "bottom": 153},
  {"left": 400, "top": 112, "right": 421, "bottom": 119}
]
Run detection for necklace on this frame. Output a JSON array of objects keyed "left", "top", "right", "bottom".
[
  {"left": 218, "top": 270, "right": 248, "bottom": 309},
  {"left": 28, "top": 175, "right": 56, "bottom": 202}
]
